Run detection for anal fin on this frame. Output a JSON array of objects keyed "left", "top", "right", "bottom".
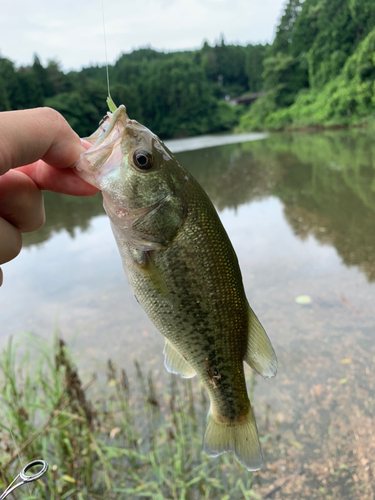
[
  {"left": 244, "top": 305, "right": 278, "bottom": 379},
  {"left": 163, "top": 340, "right": 196, "bottom": 379}
]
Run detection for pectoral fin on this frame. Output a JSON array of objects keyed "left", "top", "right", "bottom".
[
  {"left": 244, "top": 305, "right": 278, "bottom": 379},
  {"left": 163, "top": 340, "right": 196, "bottom": 378},
  {"left": 142, "top": 252, "right": 174, "bottom": 308}
]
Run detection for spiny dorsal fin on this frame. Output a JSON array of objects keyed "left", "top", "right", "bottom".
[
  {"left": 244, "top": 305, "right": 278, "bottom": 379},
  {"left": 163, "top": 340, "right": 196, "bottom": 378}
]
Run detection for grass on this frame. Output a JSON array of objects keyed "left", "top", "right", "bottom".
[
  {"left": 0, "top": 335, "right": 258, "bottom": 500},
  {"left": 1, "top": 327, "right": 374, "bottom": 499}
]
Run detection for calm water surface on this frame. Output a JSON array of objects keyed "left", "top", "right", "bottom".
[{"left": 1, "top": 129, "right": 375, "bottom": 496}]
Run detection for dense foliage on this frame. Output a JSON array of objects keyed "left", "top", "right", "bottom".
[
  {"left": 3, "top": 1, "right": 375, "bottom": 137},
  {"left": 239, "top": 0, "right": 375, "bottom": 131},
  {"left": 0, "top": 42, "right": 266, "bottom": 138}
]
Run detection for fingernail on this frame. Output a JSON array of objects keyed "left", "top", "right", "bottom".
[{"left": 80, "top": 139, "right": 92, "bottom": 150}]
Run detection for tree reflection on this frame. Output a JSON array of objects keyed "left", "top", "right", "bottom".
[
  {"left": 176, "top": 142, "right": 282, "bottom": 210},
  {"left": 22, "top": 192, "right": 104, "bottom": 247},
  {"left": 262, "top": 131, "right": 375, "bottom": 282},
  {"left": 23, "top": 129, "right": 375, "bottom": 282},
  {"left": 182, "top": 130, "right": 375, "bottom": 282}
]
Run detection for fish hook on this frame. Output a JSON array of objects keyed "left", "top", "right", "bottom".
[{"left": 0, "top": 460, "right": 48, "bottom": 500}]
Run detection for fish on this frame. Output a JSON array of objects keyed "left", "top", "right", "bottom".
[{"left": 74, "top": 104, "right": 277, "bottom": 471}]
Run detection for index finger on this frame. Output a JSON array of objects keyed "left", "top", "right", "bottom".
[{"left": 0, "top": 107, "right": 85, "bottom": 175}]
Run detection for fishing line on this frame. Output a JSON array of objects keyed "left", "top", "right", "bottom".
[{"left": 101, "top": 0, "right": 111, "bottom": 99}]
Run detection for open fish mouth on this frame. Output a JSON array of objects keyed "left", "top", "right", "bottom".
[
  {"left": 74, "top": 105, "right": 129, "bottom": 188},
  {"left": 86, "top": 105, "right": 129, "bottom": 149}
]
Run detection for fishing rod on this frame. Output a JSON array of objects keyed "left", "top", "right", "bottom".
[{"left": 0, "top": 460, "right": 48, "bottom": 500}]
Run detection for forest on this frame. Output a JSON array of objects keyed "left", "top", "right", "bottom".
[
  {"left": 0, "top": 42, "right": 265, "bottom": 138},
  {"left": 239, "top": 0, "right": 375, "bottom": 131},
  {"left": 2, "top": 0, "right": 375, "bottom": 137}
]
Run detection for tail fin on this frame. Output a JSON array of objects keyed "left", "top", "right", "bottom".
[{"left": 202, "top": 405, "right": 263, "bottom": 471}]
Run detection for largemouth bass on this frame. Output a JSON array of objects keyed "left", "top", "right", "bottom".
[{"left": 75, "top": 104, "right": 277, "bottom": 470}]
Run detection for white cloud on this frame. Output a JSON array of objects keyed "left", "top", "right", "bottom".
[{"left": 0, "top": 0, "right": 286, "bottom": 70}]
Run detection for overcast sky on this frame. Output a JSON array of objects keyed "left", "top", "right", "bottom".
[{"left": 1, "top": 0, "right": 286, "bottom": 71}]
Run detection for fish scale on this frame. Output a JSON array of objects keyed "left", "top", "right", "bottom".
[{"left": 75, "top": 103, "right": 277, "bottom": 470}]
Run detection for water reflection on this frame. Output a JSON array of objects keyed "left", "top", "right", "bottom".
[
  {"left": 22, "top": 192, "right": 104, "bottom": 248},
  {"left": 23, "top": 129, "right": 375, "bottom": 282},
  {"left": 176, "top": 144, "right": 281, "bottom": 210},
  {"left": 179, "top": 130, "right": 375, "bottom": 282},
  {"left": 259, "top": 131, "right": 375, "bottom": 282},
  {"left": 5, "top": 130, "right": 375, "bottom": 498}
]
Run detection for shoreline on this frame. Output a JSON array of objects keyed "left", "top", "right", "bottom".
[{"left": 164, "top": 131, "right": 268, "bottom": 153}]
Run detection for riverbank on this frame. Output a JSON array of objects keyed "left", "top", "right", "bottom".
[
  {"left": 0, "top": 335, "right": 257, "bottom": 499},
  {"left": 238, "top": 101, "right": 375, "bottom": 134},
  {"left": 238, "top": 25, "right": 375, "bottom": 135},
  {"left": 1, "top": 333, "right": 374, "bottom": 499},
  {"left": 165, "top": 131, "right": 268, "bottom": 153},
  {"left": 2, "top": 129, "right": 375, "bottom": 499},
  {"left": 237, "top": 118, "right": 375, "bottom": 135}
]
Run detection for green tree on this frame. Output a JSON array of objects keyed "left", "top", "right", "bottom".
[
  {"left": 263, "top": 52, "right": 309, "bottom": 107},
  {"left": 0, "top": 42, "right": 257, "bottom": 138},
  {"left": 245, "top": 44, "right": 267, "bottom": 92},
  {"left": 45, "top": 92, "right": 100, "bottom": 137},
  {"left": 348, "top": 0, "right": 375, "bottom": 41},
  {"left": 45, "top": 61, "right": 69, "bottom": 95},
  {"left": 240, "top": 0, "right": 375, "bottom": 131},
  {"left": 140, "top": 56, "right": 220, "bottom": 137},
  {"left": 271, "top": 0, "right": 303, "bottom": 55},
  {"left": 290, "top": 0, "right": 319, "bottom": 57},
  {"left": 264, "top": 0, "right": 309, "bottom": 104},
  {"left": 201, "top": 42, "right": 249, "bottom": 97},
  {"left": 308, "top": 0, "right": 358, "bottom": 88},
  {"left": 32, "top": 54, "right": 54, "bottom": 97},
  {"left": 0, "top": 58, "right": 18, "bottom": 110},
  {"left": 12, "top": 69, "right": 44, "bottom": 109},
  {"left": 110, "top": 83, "right": 143, "bottom": 121}
]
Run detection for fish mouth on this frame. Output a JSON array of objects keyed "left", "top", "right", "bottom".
[
  {"left": 74, "top": 105, "right": 129, "bottom": 188},
  {"left": 86, "top": 105, "right": 129, "bottom": 148}
]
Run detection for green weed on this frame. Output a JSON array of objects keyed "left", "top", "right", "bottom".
[{"left": 0, "top": 335, "right": 256, "bottom": 499}]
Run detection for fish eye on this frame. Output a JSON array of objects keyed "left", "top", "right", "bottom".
[{"left": 133, "top": 150, "right": 154, "bottom": 171}]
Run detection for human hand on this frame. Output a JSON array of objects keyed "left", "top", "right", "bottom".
[{"left": 0, "top": 107, "right": 99, "bottom": 286}]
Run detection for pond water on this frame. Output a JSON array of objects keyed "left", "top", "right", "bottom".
[{"left": 1, "top": 129, "right": 375, "bottom": 497}]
